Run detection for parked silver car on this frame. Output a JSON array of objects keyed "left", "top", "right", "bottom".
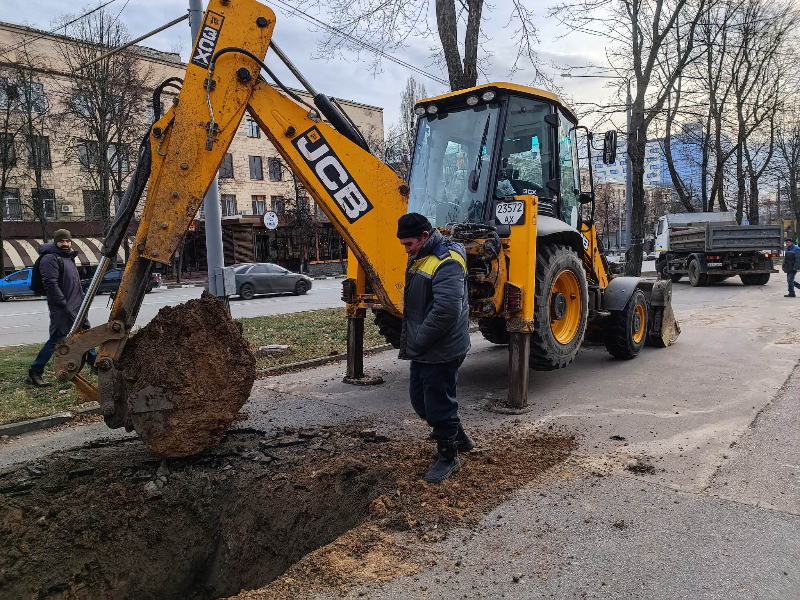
[{"left": 233, "top": 263, "right": 313, "bottom": 300}]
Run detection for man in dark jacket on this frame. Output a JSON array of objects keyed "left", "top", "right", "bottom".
[
  {"left": 397, "top": 213, "right": 473, "bottom": 483},
  {"left": 25, "top": 229, "right": 96, "bottom": 386},
  {"left": 783, "top": 238, "right": 800, "bottom": 298}
]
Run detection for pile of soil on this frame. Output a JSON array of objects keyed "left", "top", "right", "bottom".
[
  {"left": 117, "top": 292, "right": 255, "bottom": 457},
  {"left": 0, "top": 424, "right": 575, "bottom": 600}
]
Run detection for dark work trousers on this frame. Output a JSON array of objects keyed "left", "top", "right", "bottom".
[
  {"left": 31, "top": 334, "right": 96, "bottom": 376},
  {"left": 787, "top": 271, "right": 800, "bottom": 296},
  {"left": 409, "top": 356, "right": 464, "bottom": 441}
]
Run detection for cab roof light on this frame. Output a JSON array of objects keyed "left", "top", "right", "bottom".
[
  {"left": 414, "top": 106, "right": 426, "bottom": 116},
  {"left": 466, "top": 95, "right": 479, "bottom": 106},
  {"left": 481, "top": 90, "right": 496, "bottom": 102},
  {"left": 426, "top": 104, "right": 439, "bottom": 115}
]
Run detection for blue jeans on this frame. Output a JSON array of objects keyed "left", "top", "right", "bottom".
[
  {"left": 409, "top": 357, "right": 464, "bottom": 441},
  {"left": 788, "top": 271, "right": 800, "bottom": 295},
  {"left": 30, "top": 334, "right": 96, "bottom": 376}
]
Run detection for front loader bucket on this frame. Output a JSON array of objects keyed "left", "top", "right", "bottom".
[{"left": 643, "top": 279, "right": 681, "bottom": 347}]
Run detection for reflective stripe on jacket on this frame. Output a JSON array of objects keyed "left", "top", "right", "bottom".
[{"left": 399, "top": 229, "right": 471, "bottom": 363}]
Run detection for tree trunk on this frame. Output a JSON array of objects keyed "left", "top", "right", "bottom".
[
  {"left": 624, "top": 115, "right": 647, "bottom": 276},
  {"left": 735, "top": 141, "right": 745, "bottom": 224}
]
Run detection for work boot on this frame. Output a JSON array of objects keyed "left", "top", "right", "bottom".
[
  {"left": 785, "top": 294, "right": 796, "bottom": 297},
  {"left": 24, "top": 370, "right": 51, "bottom": 387},
  {"left": 424, "top": 439, "right": 460, "bottom": 483},
  {"left": 433, "top": 424, "right": 475, "bottom": 459}
]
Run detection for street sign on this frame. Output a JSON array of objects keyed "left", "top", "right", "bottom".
[{"left": 263, "top": 211, "right": 278, "bottom": 230}]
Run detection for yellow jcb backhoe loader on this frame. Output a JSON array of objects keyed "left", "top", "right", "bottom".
[{"left": 54, "top": 0, "right": 679, "bottom": 454}]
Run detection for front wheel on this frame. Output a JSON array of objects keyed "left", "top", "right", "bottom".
[
  {"left": 294, "top": 280, "right": 309, "bottom": 296},
  {"left": 240, "top": 283, "right": 255, "bottom": 300},
  {"left": 604, "top": 289, "right": 649, "bottom": 359},
  {"left": 529, "top": 243, "right": 589, "bottom": 371},
  {"left": 0, "top": 292, "right": 6, "bottom": 302}
]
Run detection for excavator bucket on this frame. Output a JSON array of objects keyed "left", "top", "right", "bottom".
[{"left": 641, "top": 279, "right": 681, "bottom": 347}]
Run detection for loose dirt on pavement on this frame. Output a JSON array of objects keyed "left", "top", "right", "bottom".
[
  {"left": 0, "top": 422, "right": 575, "bottom": 600},
  {"left": 117, "top": 292, "right": 256, "bottom": 457}
]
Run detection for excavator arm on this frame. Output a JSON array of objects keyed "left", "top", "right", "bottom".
[{"left": 53, "top": 0, "right": 408, "bottom": 434}]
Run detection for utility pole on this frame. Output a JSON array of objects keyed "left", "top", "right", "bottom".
[
  {"left": 617, "top": 188, "right": 623, "bottom": 249},
  {"left": 189, "top": 0, "right": 225, "bottom": 297},
  {"left": 624, "top": 79, "right": 632, "bottom": 250}
]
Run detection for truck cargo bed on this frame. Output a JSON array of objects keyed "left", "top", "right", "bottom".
[{"left": 669, "top": 223, "right": 782, "bottom": 252}]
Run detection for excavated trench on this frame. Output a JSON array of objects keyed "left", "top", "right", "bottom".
[{"left": 0, "top": 426, "right": 576, "bottom": 599}]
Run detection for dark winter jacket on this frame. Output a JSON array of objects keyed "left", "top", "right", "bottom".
[
  {"left": 38, "top": 242, "right": 89, "bottom": 337},
  {"left": 783, "top": 244, "right": 800, "bottom": 273},
  {"left": 399, "top": 229, "right": 470, "bottom": 363}
]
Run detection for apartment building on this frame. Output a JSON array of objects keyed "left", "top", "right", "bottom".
[{"left": 0, "top": 21, "right": 384, "bottom": 276}]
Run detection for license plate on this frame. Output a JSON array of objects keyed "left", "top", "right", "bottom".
[
  {"left": 495, "top": 201, "right": 525, "bottom": 225},
  {"left": 707, "top": 262, "right": 722, "bottom": 267}
]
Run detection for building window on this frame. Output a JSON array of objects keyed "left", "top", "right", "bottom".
[
  {"left": 32, "top": 188, "right": 56, "bottom": 218},
  {"left": 3, "top": 187, "right": 21, "bottom": 220},
  {"left": 0, "top": 133, "right": 15, "bottom": 167},
  {"left": 26, "top": 135, "right": 51, "bottom": 169},
  {"left": 249, "top": 155, "right": 263, "bottom": 180},
  {"left": 13, "top": 81, "right": 46, "bottom": 113},
  {"left": 77, "top": 140, "right": 99, "bottom": 170},
  {"left": 82, "top": 190, "right": 104, "bottom": 220},
  {"left": 221, "top": 194, "right": 237, "bottom": 216},
  {"left": 271, "top": 195, "right": 285, "bottom": 215},
  {"left": 219, "top": 153, "right": 234, "bottom": 178},
  {"left": 623, "top": 168, "right": 627, "bottom": 173},
  {"left": 649, "top": 148, "right": 659, "bottom": 153},
  {"left": 268, "top": 157, "right": 282, "bottom": 181},
  {"left": 246, "top": 114, "right": 260, "bottom": 138},
  {"left": 609, "top": 169, "right": 619, "bottom": 174},
  {"left": 109, "top": 143, "right": 129, "bottom": 173},
  {"left": 146, "top": 99, "right": 165, "bottom": 124},
  {"left": 647, "top": 172, "right": 657, "bottom": 178},
  {"left": 252, "top": 195, "right": 266, "bottom": 215}
]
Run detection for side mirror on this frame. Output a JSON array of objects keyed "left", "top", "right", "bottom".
[
  {"left": 579, "top": 191, "right": 594, "bottom": 205},
  {"left": 603, "top": 130, "right": 618, "bottom": 164}
]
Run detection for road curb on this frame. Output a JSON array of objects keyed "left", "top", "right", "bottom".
[{"left": 0, "top": 405, "right": 103, "bottom": 438}]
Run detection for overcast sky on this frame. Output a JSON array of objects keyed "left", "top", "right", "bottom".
[{"left": 0, "top": 0, "right": 619, "bottom": 130}]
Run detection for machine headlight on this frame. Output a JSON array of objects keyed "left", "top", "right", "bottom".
[
  {"left": 414, "top": 106, "right": 426, "bottom": 116},
  {"left": 481, "top": 90, "right": 496, "bottom": 101},
  {"left": 426, "top": 104, "right": 439, "bottom": 115},
  {"left": 466, "top": 95, "right": 479, "bottom": 106}
]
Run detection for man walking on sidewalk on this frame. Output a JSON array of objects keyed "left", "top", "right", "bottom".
[
  {"left": 25, "top": 229, "right": 96, "bottom": 386},
  {"left": 783, "top": 238, "right": 800, "bottom": 298},
  {"left": 397, "top": 213, "right": 474, "bottom": 483}
]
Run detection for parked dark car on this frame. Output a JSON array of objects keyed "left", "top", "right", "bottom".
[
  {"left": 233, "top": 263, "right": 312, "bottom": 300},
  {"left": 0, "top": 268, "right": 36, "bottom": 301},
  {"left": 81, "top": 269, "right": 161, "bottom": 295}
]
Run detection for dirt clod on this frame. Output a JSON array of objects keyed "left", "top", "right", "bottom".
[{"left": 117, "top": 292, "right": 255, "bottom": 457}]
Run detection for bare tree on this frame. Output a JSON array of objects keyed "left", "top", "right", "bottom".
[
  {"left": 302, "top": 0, "right": 549, "bottom": 91},
  {"left": 54, "top": 7, "right": 151, "bottom": 229},
  {"left": 776, "top": 108, "right": 800, "bottom": 226},
  {"left": 383, "top": 76, "right": 427, "bottom": 179},
  {"left": 551, "top": 0, "right": 709, "bottom": 276},
  {"left": 0, "top": 70, "right": 21, "bottom": 265}
]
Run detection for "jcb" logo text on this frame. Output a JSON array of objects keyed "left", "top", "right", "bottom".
[{"left": 293, "top": 127, "right": 373, "bottom": 223}]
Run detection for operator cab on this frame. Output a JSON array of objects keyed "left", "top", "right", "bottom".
[{"left": 406, "top": 83, "right": 586, "bottom": 232}]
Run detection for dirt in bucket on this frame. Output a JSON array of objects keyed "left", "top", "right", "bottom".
[{"left": 116, "top": 291, "right": 256, "bottom": 457}]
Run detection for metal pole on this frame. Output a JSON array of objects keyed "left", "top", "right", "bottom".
[
  {"left": 617, "top": 189, "right": 622, "bottom": 249},
  {"left": 190, "top": 0, "right": 225, "bottom": 297},
  {"left": 624, "top": 79, "right": 633, "bottom": 250}
]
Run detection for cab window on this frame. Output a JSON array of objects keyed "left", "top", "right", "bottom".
[{"left": 557, "top": 110, "right": 580, "bottom": 225}]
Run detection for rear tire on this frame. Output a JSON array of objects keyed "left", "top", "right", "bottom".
[
  {"left": 604, "top": 289, "right": 649, "bottom": 359},
  {"left": 374, "top": 309, "right": 402, "bottom": 349},
  {"left": 688, "top": 259, "right": 707, "bottom": 287},
  {"left": 240, "top": 283, "right": 255, "bottom": 300},
  {"left": 478, "top": 317, "right": 509, "bottom": 345},
  {"left": 529, "top": 243, "right": 589, "bottom": 371},
  {"left": 741, "top": 273, "right": 770, "bottom": 285},
  {"left": 294, "top": 280, "right": 309, "bottom": 296},
  {"left": 0, "top": 292, "right": 6, "bottom": 302}
]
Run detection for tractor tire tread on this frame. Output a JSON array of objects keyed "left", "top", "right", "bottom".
[{"left": 478, "top": 318, "right": 509, "bottom": 345}]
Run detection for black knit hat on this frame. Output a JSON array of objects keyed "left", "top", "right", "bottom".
[{"left": 397, "top": 213, "right": 432, "bottom": 238}]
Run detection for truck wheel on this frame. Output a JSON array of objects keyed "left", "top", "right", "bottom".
[
  {"left": 478, "top": 318, "right": 509, "bottom": 345},
  {"left": 688, "top": 259, "right": 707, "bottom": 287},
  {"left": 529, "top": 243, "right": 589, "bottom": 371},
  {"left": 741, "top": 273, "right": 770, "bottom": 285},
  {"left": 670, "top": 274, "right": 683, "bottom": 283},
  {"left": 604, "top": 289, "right": 649, "bottom": 359},
  {"left": 0, "top": 292, "right": 6, "bottom": 302},
  {"left": 374, "top": 309, "right": 402, "bottom": 349}
]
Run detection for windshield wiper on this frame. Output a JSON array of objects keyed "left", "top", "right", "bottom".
[{"left": 469, "top": 115, "right": 491, "bottom": 192}]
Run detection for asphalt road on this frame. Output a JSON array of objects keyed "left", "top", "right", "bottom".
[{"left": 0, "top": 280, "right": 345, "bottom": 347}]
